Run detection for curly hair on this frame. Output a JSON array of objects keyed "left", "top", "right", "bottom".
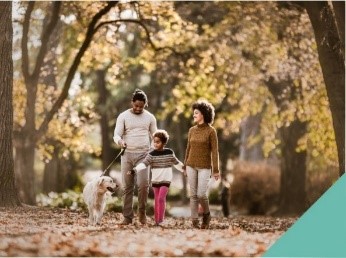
[
  {"left": 153, "top": 129, "right": 169, "bottom": 145},
  {"left": 132, "top": 89, "right": 148, "bottom": 107},
  {"left": 192, "top": 99, "right": 215, "bottom": 125}
]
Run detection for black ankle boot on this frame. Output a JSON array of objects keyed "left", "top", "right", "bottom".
[
  {"left": 201, "top": 212, "right": 211, "bottom": 229},
  {"left": 192, "top": 218, "right": 200, "bottom": 229}
]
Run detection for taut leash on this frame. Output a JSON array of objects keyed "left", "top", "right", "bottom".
[{"left": 100, "top": 147, "right": 126, "bottom": 177}]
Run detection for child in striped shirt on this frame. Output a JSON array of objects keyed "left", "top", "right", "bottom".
[{"left": 128, "top": 129, "right": 183, "bottom": 226}]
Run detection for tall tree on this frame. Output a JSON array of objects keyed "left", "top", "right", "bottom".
[
  {"left": 303, "top": 1, "right": 345, "bottom": 175},
  {"left": 160, "top": 2, "right": 337, "bottom": 215},
  {"left": 267, "top": 78, "right": 308, "bottom": 215},
  {"left": 0, "top": 2, "right": 21, "bottom": 206},
  {"left": 95, "top": 68, "right": 116, "bottom": 173},
  {"left": 14, "top": 2, "right": 117, "bottom": 204}
]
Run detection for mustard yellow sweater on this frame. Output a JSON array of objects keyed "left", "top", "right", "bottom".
[{"left": 184, "top": 123, "right": 220, "bottom": 175}]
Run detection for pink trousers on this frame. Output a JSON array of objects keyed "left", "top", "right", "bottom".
[{"left": 153, "top": 186, "right": 169, "bottom": 224}]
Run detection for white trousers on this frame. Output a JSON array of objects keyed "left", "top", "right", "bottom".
[{"left": 186, "top": 166, "right": 211, "bottom": 219}]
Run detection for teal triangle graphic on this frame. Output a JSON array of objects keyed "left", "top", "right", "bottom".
[{"left": 264, "top": 174, "right": 346, "bottom": 257}]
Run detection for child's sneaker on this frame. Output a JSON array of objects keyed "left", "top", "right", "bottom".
[{"left": 157, "top": 221, "right": 168, "bottom": 228}]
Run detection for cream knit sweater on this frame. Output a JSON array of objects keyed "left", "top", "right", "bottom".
[{"left": 113, "top": 109, "right": 157, "bottom": 153}]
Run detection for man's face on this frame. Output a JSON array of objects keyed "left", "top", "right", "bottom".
[{"left": 131, "top": 100, "right": 145, "bottom": 114}]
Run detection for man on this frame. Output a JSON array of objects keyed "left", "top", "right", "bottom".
[{"left": 113, "top": 89, "right": 157, "bottom": 225}]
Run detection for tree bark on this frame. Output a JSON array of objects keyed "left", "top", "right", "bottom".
[
  {"left": 304, "top": 1, "right": 345, "bottom": 176},
  {"left": 43, "top": 147, "right": 80, "bottom": 193},
  {"left": 43, "top": 148, "right": 59, "bottom": 193},
  {"left": 14, "top": 137, "right": 36, "bottom": 204},
  {"left": 239, "top": 114, "right": 264, "bottom": 162},
  {"left": 40, "top": 16, "right": 63, "bottom": 193},
  {"left": 278, "top": 120, "right": 307, "bottom": 215},
  {"left": 331, "top": 1, "right": 345, "bottom": 59},
  {"left": 176, "top": 116, "right": 189, "bottom": 204},
  {"left": 96, "top": 69, "right": 116, "bottom": 174},
  {"left": 0, "top": 2, "right": 22, "bottom": 206},
  {"left": 267, "top": 78, "right": 308, "bottom": 215}
]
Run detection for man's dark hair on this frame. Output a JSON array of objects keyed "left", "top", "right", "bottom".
[
  {"left": 132, "top": 89, "right": 148, "bottom": 107},
  {"left": 153, "top": 129, "right": 169, "bottom": 145},
  {"left": 192, "top": 99, "right": 215, "bottom": 125}
]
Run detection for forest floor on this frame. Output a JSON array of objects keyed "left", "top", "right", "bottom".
[{"left": 0, "top": 206, "right": 297, "bottom": 257}]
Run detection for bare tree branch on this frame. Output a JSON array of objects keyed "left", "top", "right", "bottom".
[
  {"left": 36, "top": 1, "right": 119, "bottom": 141},
  {"left": 21, "top": 1, "right": 34, "bottom": 83},
  {"left": 95, "top": 19, "right": 184, "bottom": 56},
  {"left": 31, "top": 2, "right": 61, "bottom": 82}
]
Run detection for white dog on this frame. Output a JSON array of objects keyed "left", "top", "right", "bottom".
[{"left": 83, "top": 176, "right": 118, "bottom": 225}]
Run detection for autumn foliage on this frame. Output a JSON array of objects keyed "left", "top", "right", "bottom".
[{"left": 0, "top": 207, "right": 296, "bottom": 257}]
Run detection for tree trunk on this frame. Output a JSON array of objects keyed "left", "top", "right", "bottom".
[
  {"left": 175, "top": 117, "right": 189, "bottom": 204},
  {"left": 14, "top": 138, "right": 36, "bottom": 205},
  {"left": 267, "top": 77, "right": 308, "bottom": 215},
  {"left": 304, "top": 1, "right": 345, "bottom": 176},
  {"left": 278, "top": 120, "right": 307, "bottom": 215},
  {"left": 217, "top": 129, "right": 232, "bottom": 217},
  {"left": 0, "top": 2, "right": 22, "bottom": 206},
  {"left": 43, "top": 148, "right": 59, "bottom": 193},
  {"left": 331, "top": 1, "right": 345, "bottom": 60},
  {"left": 96, "top": 69, "right": 116, "bottom": 174},
  {"left": 14, "top": 2, "right": 117, "bottom": 204},
  {"left": 41, "top": 19, "right": 62, "bottom": 193},
  {"left": 239, "top": 114, "right": 264, "bottom": 161},
  {"left": 217, "top": 129, "right": 231, "bottom": 173}
]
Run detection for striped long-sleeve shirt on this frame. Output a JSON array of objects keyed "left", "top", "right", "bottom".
[{"left": 134, "top": 148, "right": 184, "bottom": 187}]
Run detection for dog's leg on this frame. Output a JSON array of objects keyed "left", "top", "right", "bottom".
[
  {"left": 96, "top": 214, "right": 101, "bottom": 225},
  {"left": 96, "top": 207, "right": 103, "bottom": 225},
  {"left": 86, "top": 205, "right": 93, "bottom": 225},
  {"left": 96, "top": 200, "right": 106, "bottom": 225},
  {"left": 92, "top": 209, "right": 99, "bottom": 226},
  {"left": 99, "top": 198, "right": 106, "bottom": 224}
]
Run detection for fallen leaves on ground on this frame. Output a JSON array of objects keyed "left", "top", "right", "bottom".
[{"left": 0, "top": 206, "right": 297, "bottom": 257}]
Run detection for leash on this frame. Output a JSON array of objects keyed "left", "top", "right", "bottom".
[{"left": 100, "top": 147, "right": 126, "bottom": 177}]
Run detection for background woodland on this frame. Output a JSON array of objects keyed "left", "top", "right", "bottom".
[{"left": 0, "top": 1, "right": 344, "bottom": 218}]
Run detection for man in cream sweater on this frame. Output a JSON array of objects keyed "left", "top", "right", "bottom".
[{"left": 113, "top": 89, "right": 157, "bottom": 225}]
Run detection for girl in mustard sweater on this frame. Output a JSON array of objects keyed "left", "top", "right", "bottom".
[{"left": 183, "top": 99, "right": 220, "bottom": 229}]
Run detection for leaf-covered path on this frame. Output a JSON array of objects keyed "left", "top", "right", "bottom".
[{"left": 0, "top": 207, "right": 296, "bottom": 257}]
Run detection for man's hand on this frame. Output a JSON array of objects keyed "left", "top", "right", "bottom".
[
  {"left": 119, "top": 139, "right": 127, "bottom": 148},
  {"left": 127, "top": 169, "right": 135, "bottom": 175},
  {"left": 213, "top": 173, "right": 220, "bottom": 181}
]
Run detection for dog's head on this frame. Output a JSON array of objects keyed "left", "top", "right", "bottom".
[{"left": 98, "top": 176, "right": 118, "bottom": 193}]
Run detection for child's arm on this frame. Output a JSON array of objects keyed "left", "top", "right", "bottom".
[
  {"left": 128, "top": 163, "right": 147, "bottom": 175},
  {"left": 173, "top": 161, "right": 184, "bottom": 172},
  {"left": 171, "top": 150, "right": 184, "bottom": 172},
  {"left": 127, "top": 154, "right": 152, "bottom": 175}
]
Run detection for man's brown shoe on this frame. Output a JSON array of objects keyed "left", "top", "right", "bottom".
[
  {"left": 119, "top": 217, "right": 132, "bottom": 225},
  {"left": 138, "top": 213, "right": 147, "bottom": 225}
]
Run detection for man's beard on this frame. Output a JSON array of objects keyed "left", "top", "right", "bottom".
[{"left": 133, "top": 110, "right": 143, "bottom": 114}]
